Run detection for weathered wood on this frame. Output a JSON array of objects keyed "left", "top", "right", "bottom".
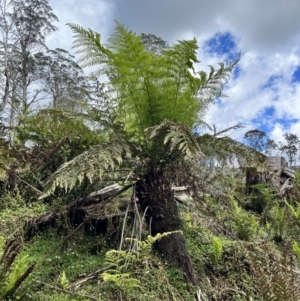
[
  {"left": 86, "top": 184, "right": 122, "bottom": 199},
  {"left": 173, "top": 186, "right": 192, "bottom": 203},
  {"left": 68, "top": 184, "right": 122, "bottom": 208},
  {"left": 279, "top": 178, "right": 293, "bottom": 195},
  {"left": 283, "top": 167, "right": 295, "bottom": 178},
  {"left": 246, "top": 156, "right": 295, "bottom": 197},
  {"left": 266, "top": 156, "right": 287, "bottom": 175}
]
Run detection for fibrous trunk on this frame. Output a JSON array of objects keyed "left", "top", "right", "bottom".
[{"left": 135, "top": 172, "right": 197, "bottom": 284}]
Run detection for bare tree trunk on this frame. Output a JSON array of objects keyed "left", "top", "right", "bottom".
[
  {"left": 1, "top": 70, "right": 10, "bottom": 111},
  {"left": 136, "top": 172, "right": 198, "bottom": 285}
]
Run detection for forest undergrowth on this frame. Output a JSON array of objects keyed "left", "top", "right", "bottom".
[{"left": 1, "top": 171, "right": 300, "bottom": 301}]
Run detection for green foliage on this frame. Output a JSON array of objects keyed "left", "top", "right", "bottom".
[
  {"left": 293, "top": 241, "right": 300, "bottom": 263},
  {"left": 211, "top": 236, "right": 223, "bottom": 265},
  {"left": 68, "top": 21, "right": 238, "bottom": 138},
  {"left": 17, "top": 109, "right": 101, "bottom": 151},
  {"left": 229, "top": 195, "right": 259, "bottom": 241},
  {"left": 101, "top": 272, "right": 141, "bottom": 294},
  {"left": 250, "top": 252, "right": 300, "bottom": 301},
  {"left": 0, "top": 238, "right": 35, "bottom": 299},
  {"left": 251, "top": 183, "right": 274, "bottom": 204},
  {"left": 39, "top": 21, "right": 265, "bottom": 202},
  {"left": 39, "top": 140, "right": 132, "bottom": 198},
  {"left": 286, "top": 200, "right": 300, "bottom": 221},
  {"left": 295, "top": 171, "right": 300, "bottom": 189},
  {"left": 2, "top": 255, "right": 29, "bottom": 297},
  {"left": 2, "top": 13, "right": 284, "bottom": 301},
  {"left": 59, "top": 270, "right": 69, "bottom": 290},
  {"left": 145, "top": 119, "right": 203, "bottom": 159},
  {"left": 101, "top": 232, "right": 181, "bottom": 295},
  {"left": 268, "top": 204, "right": 287, "bottom": 240}
]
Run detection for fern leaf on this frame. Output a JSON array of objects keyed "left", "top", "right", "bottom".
[
  {"left": 145, "top": 119, "right": 203, "bottom": 158},
  {"left": 39, "top": 140, "right": 131, "bottom": 199}
]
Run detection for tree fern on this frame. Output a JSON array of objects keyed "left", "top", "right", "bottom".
[{"left": 67, "top": 21, "right": 237, "bottom": 138}]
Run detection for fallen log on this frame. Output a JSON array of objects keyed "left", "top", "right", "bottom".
[{"left": 25, "top": 183, "right": 131, "bottom": 238}]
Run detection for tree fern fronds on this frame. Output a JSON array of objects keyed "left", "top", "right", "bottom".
[
  {"left": 145, "top": 119, "right": 203, "bottom": 158},
  {"left": 163, "top": 38, "right": 199, "bottom": 73},
  {"left": 39, "top": 140, "right": 132, "bottom": 199},
  {"left": 197, "top": 58, "right": 240, "bottom": 107},
  {"left": 213, "top": 123, "right": 244, "bottom": 137},
  {"left": 196, "top": 134, "right": 265, "bottom": 165},
  {"left": 249, "top": 251, "right": 300, "bottom": 301},
  {"left": 67, "top": 23, "right": 111, "bottom": 71}
]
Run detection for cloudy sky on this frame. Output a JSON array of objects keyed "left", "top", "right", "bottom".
[{"left": 47, "top": 0, "right": 300, "bottom": 143}]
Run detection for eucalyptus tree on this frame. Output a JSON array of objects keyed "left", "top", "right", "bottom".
[
  {"left": 140, "top": 33, "right": 168, "bottom": 54},
  {"left": 244, "top": 129, "right": 268, "bottom": 152},
  {"left": 0, "top": 0, "right": 15, "bottom": 112},
  {"left": 0, "top": 0, "right": 58, "bottom": 124},
  {"left": 40, "top": 22, "right": 261, "bottom": 283},
  {"left": 35, "top": 48, "right": 88, "bottom": 111},
  {"left": 279, "top": 133, "right": 300, "bottom": 166},
  {"left": 266, "top": 138, "right": 278, "bottom": 156}
]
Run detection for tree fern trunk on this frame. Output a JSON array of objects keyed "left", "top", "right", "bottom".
[{"left": 136, "top": 172, "right": 197, "bottom": 284}]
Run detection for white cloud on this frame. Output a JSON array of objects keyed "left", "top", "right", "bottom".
[
  {"left": 46, "top": 0, "right": 114, "bottom": 52},
  {"left": 270, "top": 123, "right": 285, "bottom": 142},
  {"left": 203, "top": 47, "right": 300, "bottom": 138},
  {"left": 109, "top": 0, "right": 300, "bottom": 54}
]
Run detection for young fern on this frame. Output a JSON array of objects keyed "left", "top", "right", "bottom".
[
  {"left": 229, "top": 195, "right": 259, "bottom": 241},
  {"left": 0, "top": 238, "right": 35, "bottom": 299},
  {"left": 211, "top": 236, "right": 223, "bottom": 266},
  {"left": 292, "top": 241, "right": 300, "bottom": 263},
  {"left": 100, "top": 231, "right": 181, "bottom": 294}
]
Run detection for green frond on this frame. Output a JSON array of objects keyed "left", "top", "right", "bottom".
[
  {"left": 197, "top": 133, "right": 265, "bottom": 165},
  {"left": 146, "top": 119, "right": 203, "bottom": 158},
  {"left": 39, "top": 140, "right": 131, "bottom": 199},
  {"left": 67, "top": 23, "right": 111, "bottom": 72},
  {"left": 196, "top": 58, "right": 240, "bottom": 115},
  {"left": 69, "top": 21, "right": 228, "bottom": 135},
  {"left": 213, "top": 123, "right": 244, "bottom": 136}
]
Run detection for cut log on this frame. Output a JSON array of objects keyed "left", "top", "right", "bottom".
[
  {"left": 173, "top": 186, "right": 192, "bottom": 203},
  {"left": 283, "top": 167, "right": 295, "bottom": 178},
  {"left": 245, "top": 156, "right": 295, "bottom": 197},
  {"left": 266, "top": 156, "right": 287, "bottom": 175}
]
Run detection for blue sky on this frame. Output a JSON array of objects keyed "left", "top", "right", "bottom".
[
  {"left": 203, "top": 31, "right": 300, "bottom": 140},
  {"left": 46, "top": 0, "right": 300, "bottom": 143}
]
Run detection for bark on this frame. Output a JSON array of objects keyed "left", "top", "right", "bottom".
[{"left": 135, "top": 172, "right": 198, "bottom": 285}]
